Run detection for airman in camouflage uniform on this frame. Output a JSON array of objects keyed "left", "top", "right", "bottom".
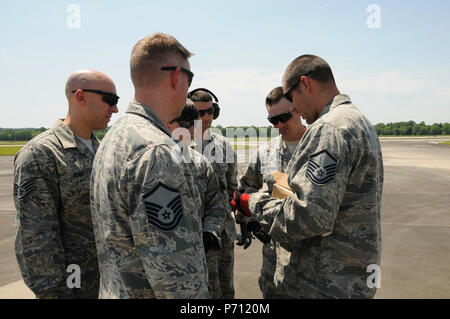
[
  {"left": 239, "top": 87, "right": 306, "bottom": 298},
  {"left": 190, "top": 88, "right": 238, "bottom": 299},
  {"left": 13, "top": 70, "right": 118, "bottom": 298},
  {"left": 194, "top": 131, "right": 238, "bottom": 299},
  {"left": 168, "top": 100, "right": 226, "bottom": 298},
  {"left": 90, "top": 33, "right": 210, "bottom": 299},
  {"left": 233, "top": 55, "right": 383, "bottom": 298}
]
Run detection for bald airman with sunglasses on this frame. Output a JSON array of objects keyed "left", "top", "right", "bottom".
[
  {"left": 13, "top": 69, "right": 118, "bottom": 298},
  {"left": 238, "top": 86, "right": 306, "bottom": 298}
]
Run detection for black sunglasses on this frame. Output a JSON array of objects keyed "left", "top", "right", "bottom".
[
  {"left": 267, "top": 111, "right": 293, "bottom": 125},
  {"left": 284, "top": 71, "right": 312, "bottom": 102},
  {"left": 198, "top": 107, "right": 214, "bottom": 117},
  {"left": 71, "top": 89, "right": 119, "bottom": 106},
  {"left": 161, "top": 66, "right": 194, "bottom": 87}
]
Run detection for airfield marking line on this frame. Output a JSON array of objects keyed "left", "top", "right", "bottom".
[
  {"left": 382, "top": 222, "right": 450, "bottom": 228},
  {"left": 0, "top": 238, "right": 14, "bottom": 245}
]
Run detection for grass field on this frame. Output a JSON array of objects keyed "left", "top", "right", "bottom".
[
  {"left": 0, "top": 146, "right": 23, "bottom": 156},
  {"left": 0, "top": 141, "right": 27, "bottom": 145},
  {"left": 233, "top": 145, "right": 251, "bottom": 150},
  {"left": 379, "top": 135, "right": 450, "bottom": 139},
  {"left": 439, "top": 141, "right": 450, "bottom": 145}
]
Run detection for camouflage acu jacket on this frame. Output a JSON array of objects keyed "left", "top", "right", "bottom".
[
  {"left": 248, "top": 94, "right": 384, "bottom": 298},
  {"left": 239, "top": 134, "right": 297, "bottom": 296},
  {"left": 13, "top": 119, "right": 100, "bottom": 299},
  {"left": 177, "top": 145, "right": 225, "bottom": 239},
  {"left": 192, "top": 131, "right": 238, "bottom": 241},
  {"left": 90, "top": 101, "right": 210, "bottom": 299},
  {"left": 239, "top": 135, "right": 295, "bottom": 194}
]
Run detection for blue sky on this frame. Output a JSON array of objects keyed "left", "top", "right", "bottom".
[{"left": 1, "top": 0, "right": 449, "bottom": 128}]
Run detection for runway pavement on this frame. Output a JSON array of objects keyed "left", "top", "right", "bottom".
[{"left": 0, "top": 138, "right": 449, "bottom": 299}]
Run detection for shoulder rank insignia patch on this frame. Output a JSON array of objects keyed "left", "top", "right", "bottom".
[
  {"left": 306, "top": 150, "right": 338, "bottom": 185},
  {"left": 142, "top": 181, "right": 184, "bottom": 231},
  {"left": 14, "top": 180, "right": 35, "bottom": 200}
]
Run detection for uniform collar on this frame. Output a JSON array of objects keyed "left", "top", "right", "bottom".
[
  {"left": 276, "top": 135, "right": 288, "bottom": 156},
  {"left": 52, "top": 119, "right": 77, "bottom": 149},
  {"left": 52, "top": 119, "right": 99, "bottom": 158},
  {"left": 279, "top": 136, "right": 300, "bottom": 158},
  {"left": 318, "top": 94, "right": 352, "bottom": 119},
  {"left": 125, "top": 101, "right": 172, "bottom": 137},
  {"left": 202, "top": 129, "right": 214, "bottom": 142}
]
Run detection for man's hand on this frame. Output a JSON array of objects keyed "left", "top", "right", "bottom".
[
  {"left": 236, "top": 222, "right": 254, "bottom": 249},
  {"left": 247, "top": 221, "right": 272, "bottom": 244},
  {"left": 231, "top": 188, "right": 251, "bottom": 216},
  {"left": 203, "top": 232, "right": 220, "bottom": 254}
]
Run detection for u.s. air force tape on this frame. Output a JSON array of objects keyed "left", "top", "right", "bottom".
[
  {"left": 142, "top": 181, "right": 184, "bottom": 231},
  {"left": 14, "top": 180, "right": 35, "bottom": 200},
  {"left": 306, "top": 150, "right": 338, "bottom": 185}
]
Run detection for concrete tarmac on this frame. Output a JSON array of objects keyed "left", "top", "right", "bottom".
[{"left": 0, "top": 138, "right": 449, "bottom": 298}]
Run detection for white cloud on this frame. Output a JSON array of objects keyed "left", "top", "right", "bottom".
[
  {"left": 336, "top": 70, "right": 450, "bottom": 124},
  {"left": 191, "top": 68, "right": 284, "bottom": 127},
  {"left": 189, "top": 68, "right": 450, "bottom": 127}
]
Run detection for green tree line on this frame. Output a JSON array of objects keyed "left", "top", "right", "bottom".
[
  {"left": 0, "top": 127, "right": 109, "bottom": 140},
  {"left": 1, "top": 121, "right": 449, "bottom": 141},
  {"left": 0, "top": 127, "right": 47, "bottom": 141},
  {"left": 374, "top": 121, "right": 450, "bottom": 136}
]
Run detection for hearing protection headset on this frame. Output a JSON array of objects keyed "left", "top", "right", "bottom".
[{"left": 188, "top": 88, "right": 220, "bottom": 119}]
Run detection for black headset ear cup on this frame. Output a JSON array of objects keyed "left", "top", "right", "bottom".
[
  {"left": 213, "top": 103, "right": 220, "bottom": 119},
  {"left": 188, "top": 88, "right": 220, "bottom": 119}
]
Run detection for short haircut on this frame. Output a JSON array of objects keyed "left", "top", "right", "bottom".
[
  {"left": 284, "top": 54, "right": 336, "bottom": 89},
  {"left": 265, "top": 86, "right": 286, "bottom": 108},
  {"left": 179, "top": 99, "right": 199, "bottom": 121},
  {"left": 130, "top": 33, "right": 193, "bottom": 88},
  {"left": 189, "top": 90, "right": 213, "bottom": 103}
]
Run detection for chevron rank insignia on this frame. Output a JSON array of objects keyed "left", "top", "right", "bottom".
[
  {"left": 306, "top": 150, "right": 338, "bottom": 185},
  {"left": 143, "top": 181, "right": 184, "bottom": 231},
  {"left": 14, "top": 180, "right": 36, "bottom": 200}
]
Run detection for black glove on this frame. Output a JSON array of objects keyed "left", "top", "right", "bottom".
[
  {"left": 236, "top": 222, "right": 254, "bottom": 249},
  {"left": 247, "top": 221, "right": 272, "bottom": 244},
  {"left": 203, "top": 232, "right": 220, "bottom": 254}
]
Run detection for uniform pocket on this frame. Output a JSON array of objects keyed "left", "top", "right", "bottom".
[{"left": 142, "top": 245, "right": 209, "bottom": 298}]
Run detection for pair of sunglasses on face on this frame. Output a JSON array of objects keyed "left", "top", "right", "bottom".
[
  {"left": 71, "top": 89, "right": 120, "bottom": 106},
  {"left": 267, "top": 111, "right": 293, "bottom": 125},
  {"left": 198, "top": 107, "right": 214, "bottom": 117},
  {"left": 284, "top": 71, "right": 312, "bottom": 102},
  {"left": 161, "top": 66, "right": 194, "bottom": 87}
]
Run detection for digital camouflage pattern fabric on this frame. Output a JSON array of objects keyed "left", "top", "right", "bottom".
[
  {"left": 184, "top": 147, "right": 225, "bottom": 239},
  {"left": 248, "top": 94, "right": 384, "bottom": 298},
  {"left": 90, "top": 101, "right": 209, "bottom": 299},
  {"left": 181, "top": 145, "right": 226, "bottom": 297},
  {"left": 13, "top": 119, "right": 100, "bottom": 299},
  {"left": 239, "top": 135, "right": 296, "bottom": 298},
  {"left": 192, "top": 131, "right": 238, "bottom": 298}
]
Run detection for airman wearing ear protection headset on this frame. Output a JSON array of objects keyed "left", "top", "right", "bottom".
[{"left": 189, "top": 88, "right": 238, "bottom": 299}]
